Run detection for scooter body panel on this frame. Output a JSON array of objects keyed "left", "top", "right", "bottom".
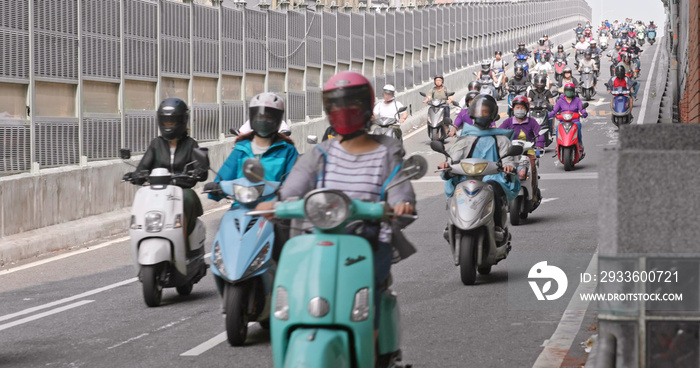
[
  {"left": 427, "top": 105, "right": 445, "bottom": 128},
  {"left": 283, "top": 328, "right": 351, "bottom": 368},
  {"left": 137, "top": 238, "right": 172, "bottom": 266}
]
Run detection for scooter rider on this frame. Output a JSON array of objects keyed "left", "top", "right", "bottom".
[
  {"left": 574, "top": 23, "right": 584, "bottom": 34},
  {"left": 533, "top": 56, "right": 553, "bottom": 87},
  {"left": 124, "top": 98, "right": 208, "bottom": 247},
  {"left": 458, "top": 81, "right": 481, "bottom": 108},
  {"left": 607, "top": 65, "right": 637, "bottom": 118},
  {"left": 498, "top": 96, "right": 544, "bottom": 203},
  {"left": 508, "top": 66, "right": 530, "bottom": 90},
  {"left": 535, "top": 38, "right": 551, "bottom": 62},
  {"left": 372, "top": 84, "right": 408, "bottom": 123},
  {"left": 451, "top": 90, "right": 490, "bottom": 137},
  {"left": 529, "top": 74, "right": 555, "bottom": 107},
  {"left": 617, "top": 54, "right": 640, "bottom": 99},
  {"left": 550, "top": 84, "right": 588, "bottom": 155},
  {"left": 612, "top": 19, "right": 620, "bottom": 31},
  {"left": 491, "top": 51, "right": 508, "bottom": 86},
  {"left": 577, "top": 51, "right": 598, "bottom": 87},
  {"left": 255, "top": 71, "right": 416, "bottom": 344},
  {"left": 558, "top": 66, "right": 579, "bottom": 94},
  {"left": 422, "top": 75, "right": 454, "bottom": 123},
  {"left": 587, "top": 40, "right": 602, "bottom": 57},
  {"left": 619, "top": 29, "right": 631, "bottom": 45},
  {"left": 542, "top": 34, "right": 553, "bottom": 50},
  {"left": 477, "top": 59, "right": 497, "bottom": 84},
  {"left": 554, "top": 45, "right": 569, "bottom": 63},
  {"left": 514, "top": 41, "right": 530, "bottom": 57},
  {"left": 438, "top": 95, "right": 518, "bottom": 236},
  {"left": 575, "top": 35, "right": 590, "bottom": 52},
  {"left": 627, "top": 39, "right": 643, "bottom": 72}
]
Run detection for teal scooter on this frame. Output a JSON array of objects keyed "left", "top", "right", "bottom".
[{"left": 245, "top": 156, "right": 427, "bottom": 368}]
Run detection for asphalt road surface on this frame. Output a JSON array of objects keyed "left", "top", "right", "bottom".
[{"left": 0, "top": 41, "right": 661, "bottom": 368}]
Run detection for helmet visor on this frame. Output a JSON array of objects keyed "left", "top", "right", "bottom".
[{"left": 249, "top": 106, "right": 284, "bottom": 137}]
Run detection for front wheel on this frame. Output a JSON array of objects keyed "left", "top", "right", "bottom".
[
  {"left": 176, "top": 283, "right": 193, "bottom": 296},
  {"left": 509, "top": 196, "right": 523, "bottom": 226},
  {"left": 141, "top": 265, "right": 163, "bottom": 307},
  {"left": 225, "top": 283, "right": 249, "bottom": 346},
  {"left": 563, "top": 147, "right": 574, "bottom": 171},
  {"left": 459, "top": 231, "right": 479, "bottom": 285}
]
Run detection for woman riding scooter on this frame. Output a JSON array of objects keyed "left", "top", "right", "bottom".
[{"left": 550, "top": 83, "right": 588, "bottom": 158}]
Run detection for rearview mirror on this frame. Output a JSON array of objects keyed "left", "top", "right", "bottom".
[
  {"left": 192, "top": 147, "right": 210, "bottom": 171},
  {"left": 447, "top": 92, "right": 455, "bottom": 97},
  {"left": 504, "top": 145, "right": 524, "bottom": 157},
  {"left": 539, "top": 128, "right": 549, "bottom": 136},
  {"left": 120, "top": 148, "right": 131, "bottom": 160},
  {"left": 401, "top": 155, "right": 428, "bottom": 180},
  {"left": 229, "top": 128, "right": 240, "bottom": 136},
  {"left": 419, "top": 92, "right": 427, "bottom": 97},
  {"left": 452, "top": 101, "right": 460, "bottom": 107},
  {"left": 473, "top": 71, "right": 478, "bottom": 76},
  {"left": 493, "top": 115, "right": 501, "bottom": 122},
  {"left": 242, "top": 158, "right": 265, "bottom": 182},
  {"left": 582, "top": 102, "right": 589, "bottom": 109},
  {"left": 307, "top": 135, "right": 318, "bottom": 145},
  {"left": 505, "top": 62, "right": 509, "bottom": 66},
  {"left": 430, "top": 140, "right": 448, "bottom": 156},
  {"left": 397, "top": 106, "right": 408, "bottom": 113}
]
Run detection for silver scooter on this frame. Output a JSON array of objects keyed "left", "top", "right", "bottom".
[
  {"left": 121, "top": 148, "right": 209, "bottom": 307},
  {"left": 419, "top": 91, "right": 455, "bottom": 141},
  {"left": 509, "top": 130, "right": 548, "bottom": 226},
  {"left": 430, "top": 140, "right": 523, "bottom": 285},
  {"left": 371, "top": 106, "right": 408, "bottom": 142}
]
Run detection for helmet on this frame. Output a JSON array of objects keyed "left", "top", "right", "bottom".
[
  {"left": 557, "top": 44, "right": 564, "bottom": 50},
  {"left": 630, "top": 39, "right": 636, "bottom": 47},
  {"left": 481, "top": 60, "right": 491, "bottom": 71},
  {"left": 620, "top": 52, "right": 630, "bottom": 61},
  {"left": 382, "top": 84, "right": 396, "bottom": 94},
  {"left": 518, "top": 42, "right": 525, "bottom": 49},
  {"left": 615, "top": 65, "right": 626, "bottom": 79},
  {"left": 249, "top": 92, "right": 285, "bottom": 138},
  {"left": 543, "top": 33, "right": 549, "bottom": 38},
  {"left": 534, "top": 74, "right": 547, "bottom": 90},
  {"left": 512, "top": 96, "right": 530, "bottom": 112},
  {"left": 578, "top": 34, "right": 585, "bottom": 40},
  {"left": 468, "top": 94, "right": 499, "bottom": 129},
  {"left": 622, "top": 30, "right": 628, "bottom": 35},
  {"left": 538, "top": 38, "right": 545, "bottom": 45},
  {"left": 322, "top": 71, "right": 374, "bottom": 136},
  {"left": 467, "top": 81, "right": 480, "bottom": 91},
  {"left": 615, "top": 40, "right": 622, "bottom": 47},
  {"left": 494, "top": 50, "right": 502, "bottom": 56},
  {"left": 590, "top": 39, "right": 597, "bottom": 45},
  {"left": 157, "top": 98, "right": 189, "bottom": 141},
  {"left": 584, "top": 51, "right": 592, "bottom": 58},
  {"left": 563, "top": 66, "right": 572, "bottom": 74},
  {"left": 650, "top": 20, "right": 654, "bottom": 24},
  {"left": 464, "top": 90, "right": 480, "bottom": 107},
  {"left": 563, "top": 83, "right": 576, "bottom": 94},
  {"left": 514, "top": 66, "right": 524, "bottom": 78},
  {"left": 434, "top": 75, "right": 444, "bottom": 83}
]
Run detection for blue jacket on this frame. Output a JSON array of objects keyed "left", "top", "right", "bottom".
[{"left": 209, "top": 138, "right": 298, "bottom": 201}]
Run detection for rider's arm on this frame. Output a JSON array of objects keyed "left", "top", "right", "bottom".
[
  {"left": 279, "top": 146, "right": 322, "bottom": 201},
  {"left": 136, "top": 139, "right": 157, "bottom": 173},
  {"left": 208, "top": 148, "right": 243, "bottom": 201},
  {"left": 578, "top": 99, "right": 588, "bottom": 118}
]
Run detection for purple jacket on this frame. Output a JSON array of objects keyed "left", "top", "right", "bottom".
[
  {"left": 453, "top": 109, "right": 474, "bottom": 128},
  {"left": 499, "top": 117, "right": 546, "bottom": 147},
  {"left": 549, "top": 94, "right": 588, "bottom": 120}
]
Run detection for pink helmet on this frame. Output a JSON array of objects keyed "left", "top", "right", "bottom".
[{"left": 322, "top": 71, "right": 375, "bottom": 136}]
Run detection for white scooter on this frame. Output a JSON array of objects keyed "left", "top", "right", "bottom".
[
  {"left": 121, "top": 148, "right": 209, "bottom": 307},
  {"left": 431, "top": 140, "right": 524, "bottom": 285}
]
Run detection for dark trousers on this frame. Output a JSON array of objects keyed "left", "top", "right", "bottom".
[
  {"left": 486, "top": 181, "right": 506, "bottom": 228},
  {"left": 183, "top": 188, "right": 203, "bottom": 236}
]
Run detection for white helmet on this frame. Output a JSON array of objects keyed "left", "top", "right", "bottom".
[
  {"left": 248, "top": 92, "right": 285, "bottom": 137},
  {"left": 382, "top": 84, "right": 396, "bottom": 93}
]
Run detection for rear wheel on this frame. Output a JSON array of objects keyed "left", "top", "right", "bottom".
[
  {"left": 459, "top": 231, "right": 479, "bottom": 285},
  {"left": 141, "top": 265, "right": 163, "bottom": 308},
  {"left": 563, "top": 147, "right": 574, "bottom": 171},
  {"left": 225, "top": 283, "right": 249, "bottom": 346},
  {"left": 509, "top": 196, "right": 523, "bottom": 226}
]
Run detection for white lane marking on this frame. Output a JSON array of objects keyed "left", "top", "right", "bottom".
[
  {"left": 0, "top": 300, "right": 95, "bottom": 332},
  {"left": 413, "top": 172, "right": 598, "bottom": 183},
  {"left": 109, "top": 317, "right": 191, "bottom": 350},
  {"left": 540, "top": 198, "right": 559, "bottom": 204},
  {"left": 637, "top": 43, "right": 662, "bottom": 125},
  {"left": 593, "top": 122, "right": 606, "bottom": 125},
  {"left": 180, "top": 331, "right": 228, "bottom": 356},
  {"left": 0, "top": 204, "right": 229, "bottom": 276},
  {"left": 0, "top": 278, "right": 137, "bottom": 323},
  {"left": 403, "top": 125, "right": 427, "bottom": 140},
  {"left": 108, "top": 333, "right": 150, "bottom": 350},
  {"left": 588, "top": 98, "right": 607, "bottom": 106},
  {"left": 531, "top": 251, "right": 598, "bottom": 368}
]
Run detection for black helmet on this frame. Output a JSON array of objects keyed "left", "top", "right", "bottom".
[
  {"left": 584, "top": 50, "right": 592, "bottom": 58},
  {"left": 464, "top": 90, "right": 480, "bottom": 107},
  {"left": 557, "top": 44, "right": 564, "bottom": 50},
  {"left": 650, "top": 20, "right": 654, "bottom": 24},
  {"left": 157, "top": 98, "right": 189, "bottom": 141},
  {"left": 615, "top": 65, "right": 626, "bottom": 79},
  {"left": 514, "top": 66, "right": 524, "bottom": 78},
  {"left": 630, "top": 39, "right": 636, "bottom": 47},
  {"left": 467, "top": 81, "right": 480, "bottom": 91},
  {"left": 534, "top": 74, "right": 547, "bottom": 90},
  {"left": 538, "top": 38, "right": 545, "bottom": 45},
  {"left": 468, "top": 94, "right": 499, "bottom": 129},
  {"left": 518, "top": 42, "right": 525, "bottom": 49},
  {"left": 494, "top": 50, "right": 502, "bottom": 56},
  {"left": 481, "top": 60, "right": 491, "bottom": 71}
]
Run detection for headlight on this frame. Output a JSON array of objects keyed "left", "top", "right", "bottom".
[
  {"left": 242, "top": 243, "right": 270, "bottom": 277},
  {"left": 145, "top": 211, "right": 163, "bottom": 233},
  {"left": 308, "top": 297, "right": 330, "bottom": 318},
  {"left": 234, "top": 184, "right": 264, "bottom": 204},
  {"left": 304, "top": 190, "right": 351, "bottom": 230},
  {"left": 351, "top": 288, "right": 370, "bottom": 322},
  {"left": 213, "top": 241, "right": 226, "bottom": 275},
  {"left": 460, "top": 162, "right": 488, "bottom": 175},
  {"left": 562, "top": 112, "right": 574, "bottom": 121},
  {"left": 274, "top": 286, "right": 289, "bottom": 320}
]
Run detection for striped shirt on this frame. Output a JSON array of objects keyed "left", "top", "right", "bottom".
[{"left": 318, "top": 140, "right": 392, "bottom": 242}]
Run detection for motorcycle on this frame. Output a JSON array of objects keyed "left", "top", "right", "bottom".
[
  {"left": 371, "top": 106, "right": 407, "bottom": 142},
  {"left": 636, "top": 31, "right": 646, "bottom": 46},
  {"left": 493, "top": 63, "right": 509, "bottom": 100},
  {"left": 555, "top": 103, "right": 589, "bottom": 171},
  {"left": 514, "top": 54, "right": 530, "bottom": 78},
  {"left": 121, "top": 148, "right": 209, "bottom": 307},
  {"left": 534, "top": 49, "right": 550, "bottom": 63},
  {"left": 430, "top": 140, "right": 524, "bottom": 285},
  {"left": 529, "top": 99, "right": 554, "bottom": 148},
  {"left": 205, "top": 162, "right": 280, "bottom": 346},
  {"left": 553, "top": 55, "right": 567, "bottom": 83},
  {"left": 579, "top": 66, "right": 596, "bottom": 101},
  {"left": 246, "top": 155, "right": 428, "bottom": 368},
  {"left": 606, "top": 85, "right": 633, "bottom": 126},
  {"left": 509, "top": 133, "right": 548, "bottom": 225},
  {"left": 611, "top": 29, "right": 620, "bottom": 39},
  {"left": 419, "top": 91, "right": 455, "bottom": 141},
  {"left": 473, "top": 71, "right": 497, "bottom": 98},
  {"left": 647, "top": 29, "right": 657, "bottom": 45},
  {"left": 608, "top": 52, "right": 620, "bottom": 77},
  {"left": 573, "top": 49, "right": 585, "bottom": 68},
  {"left": 599, "top": 36, "right": 608, "bottom": 51},
  {"left": 507, "top": 84, "right": 529, "bottom": 117}
]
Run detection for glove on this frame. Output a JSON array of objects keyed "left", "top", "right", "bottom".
[{"left": 204, "top": 182, "right": 224, "bottom": 197}]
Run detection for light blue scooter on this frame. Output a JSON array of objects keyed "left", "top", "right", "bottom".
[
  {"left": 206, "top": 167, "right": 280, "bottom": 346},
  {"left": 245, "top": 156, "right": 427, "bottom": 368}
]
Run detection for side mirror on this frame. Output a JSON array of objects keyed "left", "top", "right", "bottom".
[
  {"left": 452, "top": 101, "right": 460, "bottom": 107},
  {"left": 397, "top": 106, "right": 408, "bottom": 113},
  {"left": 504, "top": 145, "right": 524, "bottom": 158},
  {"left": 582, "top": 102, "right": 590, "bottom": 109},
  {"left": 473, "top": 71, "right": 478, "bottom": 76},
  {"left": 120, "top": 148, "right": 131, "bottom": 160},
  {"left": 281, "top": 130, "right": 292, "bottom": 137},
  {"left": 447, "top": 92, "right": 455, "bottom": 97},
  {"left": 493, "top": 115, "right": 501, "bottom": 122},
  {"left": 505, "top": 62, "right": 510, "bottom": 66},
  {"left": 192, "top": 147, "right": 210, "bottom": 171},
  {"left": 229, "top": 128, "right": 240, "bottom": 136},
  {"left": 419, "top": 92, "right": 427, "bottom": 97},
  {"left": 307, "top": 135, "right": 318, "bottom": 145},
  {"left": 604, "top": 82, "right": 610, "bottom": 88},
  {"left": 430, "top": 140, "right": 448, "bottom": 156},
  {"left": 242, "top": 158, "right": 265, "bottom": 183},
  {"left": 401, "top": 154, "right": 428, "bottom": 180},
  {"left": 539, "top": 128, "right": 549, "bottom": 136}
]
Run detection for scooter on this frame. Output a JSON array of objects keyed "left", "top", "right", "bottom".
[
  {"left": 599, "top": 37, "right": 608, "bottom": 51},
  {"left": 555, "top": 103, "right": 588, "bottom": 171},
  {"left": 121, "top": 148, "right": 209, "bottom": 308},
  {"left": 647, "top": 29, "right": 657, "bottom": 45},
  {"left": 493, "top": 63, "right": 509, "bottom": 100},
  {"left": 473, "top": 72, "right": 497, "bottom": 98},
  {"left": 371, "top": 106, "right": 407, "bottom": 142},
  {"left": 509, "top": 133, "right": 548, "bottom": 225},
  {"left": 513, "top": 54, "right": 530, "bottom": 78},
  {"left": 573, "top": 49, "right": 585, "bottom": 68},
  {"left": 606, "top": 85, "right": 633, "bottom": 127},
  {"left": 579, "top": 66, "right": 596, "bottom": 101},
  {"left": 246, "top": 155, "right": 428, "bottom": 368},
  {"left": 553, "top": 55, "right": 567, "bottom": 83},
  {"left": 611, "top": 29, "right": 620, "bottom": 39},
  {"left": 534, "top": 50, "right": 550, "bottom": 64},
  {"left": 507, "top": 85, "right": 529, "bottom": 117},
  {"left": 419, "top": 91, "right": 455, "bottom": 141},
  {"left": 529, "top": 99, "right": 553, "bottom": 147},
  {"left": 205, "top": 165, "right": 279, "bottom": 346},
  {"left": 636, "top": 32, "right": 645, "bottom": 46},
  {"left": 430, "top": 140, "right": 523, "bottom": 285}
]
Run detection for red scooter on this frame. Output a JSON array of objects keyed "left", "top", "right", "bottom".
[{"left": 555, "top": 103, "right": 588, "bottom": 171}]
